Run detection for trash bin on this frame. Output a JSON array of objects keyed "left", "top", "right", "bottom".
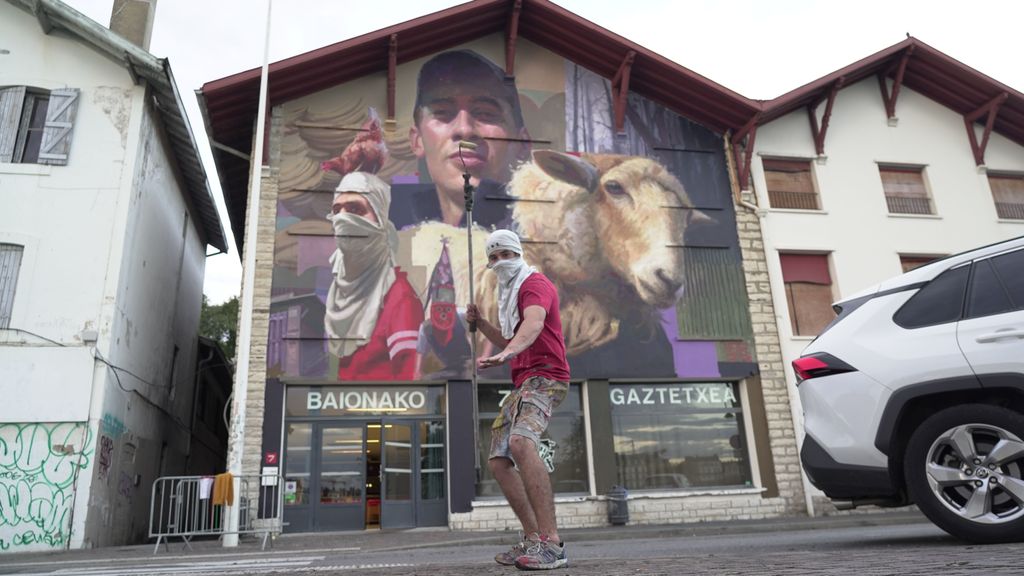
[{"left": 607, "top": 485, "right": 629, "bottom": 525}]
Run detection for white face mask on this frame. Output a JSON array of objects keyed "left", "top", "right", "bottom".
[
  {"left": 329, "top": 211, "right": 388, "bottom": 279},
  {"left": 489, "top": 257, "right": 526, "bottom": 284}
]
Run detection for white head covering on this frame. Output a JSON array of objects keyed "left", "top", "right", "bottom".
[
  {"left": 485, "top": 229, "right": 523, "bottom": 257},
  {"left": 324, "top": 172, "right": 399, "bottom": 358},
  {"left": 485, "top": 229, "right": 536, "bottom": 339}
]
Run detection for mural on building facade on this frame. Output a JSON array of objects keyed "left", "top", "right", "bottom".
[
  {"left": 0, "top": 423, "right": 92, "bottom": 551},
  {"left": 271, "top": 43, "right": 754, "bottom": 382}
]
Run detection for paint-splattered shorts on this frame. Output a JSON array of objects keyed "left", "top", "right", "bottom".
[{"left": 489, "top": 375, "right": 568, "bottom": 461}]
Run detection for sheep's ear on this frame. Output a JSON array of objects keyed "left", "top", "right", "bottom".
[{"left": 531, "top": 150, "right": 599, "bottom": 191}]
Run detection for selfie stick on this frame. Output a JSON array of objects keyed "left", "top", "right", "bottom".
[{"left": 458, "top": 140, "right": 481, "bottom": 477}]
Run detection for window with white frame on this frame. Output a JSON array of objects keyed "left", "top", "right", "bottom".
[
  {"left": 0, "top": 86, "right": 80, "bottom": 165},
  {"left": 0, "top": 244, "right": 24, "bottom": 329},
  {"left": 779, "top": 252, "right": 836, "bottom": 336},
  {"left": 763, "top": 158, "right": 820, "bottom": 210},
  {"left": 879, "top": 165, "right": 933, "bottom": 215},
  {"left": 988, "top": 173, "right": 1024, "bottom": 220}
]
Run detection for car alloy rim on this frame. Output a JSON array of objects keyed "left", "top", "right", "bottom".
[{"left": 924, "top": 423, "right": 1024, "bottom": 525}]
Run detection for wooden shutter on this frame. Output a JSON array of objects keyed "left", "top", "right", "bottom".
[
  {"left": 0, "top": 244, "right": 24, "bottom": 329},
  {"left": 900, "top": 255, "right": 940, "bottom": 273},
  {"left": 988, "top": 174, "right": 1024, "bottom": 220},
  {"left": 38, "top": 88, "right": 80, "bottom": 166},
  {"left": 880, "top": 167, "right": 932, "bottom": 214},
  {"left": 780, "top": 253, "right": 835, "bottom": 336},
  {"left": 0, "top": 86, "right": 27, "bottom": 163},
  {"left": 764, "top": 159, "right": 819, "bottom": 210}
]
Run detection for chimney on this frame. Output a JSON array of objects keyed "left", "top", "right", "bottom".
[{"left": 109, "top": 0, "right": 157, "bottom": 51}]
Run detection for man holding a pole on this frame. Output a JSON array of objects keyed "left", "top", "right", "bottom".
[{"left": 466, "top": 229, "right": 571, "bottom": 571}]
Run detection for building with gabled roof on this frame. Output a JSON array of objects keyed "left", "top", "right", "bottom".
[
  {"left": 1, "top": 0, "right": 229, "bottom": 551},
  {"left": 199, "top": 0, "right": 799, "bottom": 534},
  {"left": 744, "top": 36, "right": 1024, "bottom": 511}
]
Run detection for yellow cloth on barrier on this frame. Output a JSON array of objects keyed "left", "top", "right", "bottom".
[{"left": 212, "top": 472, "right": 234, "bottom": 506}]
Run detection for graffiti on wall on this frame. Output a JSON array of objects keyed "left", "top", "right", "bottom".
[
  {"left": 97, "top": 435, "right": 114, "bottom": 482},
  {"left": 0, "top": 423, "right": 92, "bottom": 552},
  {"left": 270, "top": 44, "right": 755, "bottom": 383}
]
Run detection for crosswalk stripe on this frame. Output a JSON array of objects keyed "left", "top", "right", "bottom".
[{"left": 15, "top": 557, "right": 319, "bottom": 576}]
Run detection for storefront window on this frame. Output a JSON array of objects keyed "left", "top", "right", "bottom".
[
  {"left": 610, "top": 381, "right": 752, "bottom": 490},
  {"left": 284, "top": 423, "right": 312, "bottom": 505},
  {"left": 476, "top": 382, "right": 589, "bottom": 497}
]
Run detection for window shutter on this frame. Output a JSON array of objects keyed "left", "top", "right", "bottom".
[
  {"left": 0, "top": 86, "right": 27, "bottom": 163},
  {"left": 37, "top": 88, "right": 80, "bottom": 166},
  {"left": 0, "top": 244, "right": 24, "bottom": 329}
]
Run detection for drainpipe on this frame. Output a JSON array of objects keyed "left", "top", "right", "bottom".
[{"left": 724, "top": 133, "right": 816, "bottom": 518}]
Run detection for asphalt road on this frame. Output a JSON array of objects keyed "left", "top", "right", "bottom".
[{"left": 3, "top": 520, "right": 1024, "bottom": 576}]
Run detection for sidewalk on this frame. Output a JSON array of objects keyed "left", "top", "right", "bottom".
[{"left": 0, "top": 509, "right": 930, "bottom": 566}]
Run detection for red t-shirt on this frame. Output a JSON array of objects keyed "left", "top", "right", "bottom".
[
  {"left": 338, "top": 270, "right": 423, "bottom": 381},
  {"left": 510, "top": 273, "right": 571, "bottom": 388}
]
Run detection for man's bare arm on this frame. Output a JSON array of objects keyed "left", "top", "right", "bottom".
[{"left": 478, "top": 305, "right": 545, "bottom": 368}]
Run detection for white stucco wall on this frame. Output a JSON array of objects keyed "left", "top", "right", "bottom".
[
  {"left": 77, "top": 102, "right": 206, "bottom": 548},
  {"left": 0, "top": 3, "right": 207, "bottom": 551},
  {"left": 750, "top": 77, "right": 1024, "bottom": 507}
]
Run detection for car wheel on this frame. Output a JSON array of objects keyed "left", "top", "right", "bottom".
[{"left": 904, "top": 404, "right": 1024, "bottom": 543}]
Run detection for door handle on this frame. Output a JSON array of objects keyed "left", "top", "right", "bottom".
[{"left": 976, "top": 329, "right": 1024, "bottom": 343}]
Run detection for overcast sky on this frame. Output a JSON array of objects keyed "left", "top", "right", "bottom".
[{"left": 63, "top": 0, "right": 1024, "bottom": 304}]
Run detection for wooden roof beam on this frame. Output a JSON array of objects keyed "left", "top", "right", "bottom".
[
  {"left": 505, "top": 0, "right": 522, "bottom": 77},
  {"left": 964, "top": 92, "right": 1009, "bottom": 165},
  {"left": 807, "top": 76, "right": 844, "bottom": 156},
  {"left": 731, "top": 112, "right": 761, "bottom": 190},
  {"left": 611, "top": 50, "right": 637, "bottom": 134},
  {"left": 877, "top": 45, "right": 914, "bottom": 120},
  {"left": 386, "top": 34, "right": 398, "bottom": 130}
]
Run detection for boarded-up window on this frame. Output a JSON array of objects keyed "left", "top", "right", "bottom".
[
  {"left": 880, "top": 166, "right": 933, "bottom": 215},
  {"left": 988, "top": 174, "right": 1024, "bottom": 220},
  {"left": 780, "top": 253, "right": 835, "bottom": 336},
  {"left": 0, "top": 244, "right": 24, "bottom": 329},
  {"left": 764, "top": 158, "right": 819, "bottom": 210},
  {"left": 0, "top": 86, "right": 78, "bottom": 165},
  {"left": 900, "top": 254, "right": 943, "bottom": 273}
]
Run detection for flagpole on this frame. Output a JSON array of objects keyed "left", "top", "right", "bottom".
[
  {"left": 459, "top": 142, "right": 481, "bottom": 479},
  {"left": 223, "top": 0, "right": 272, "bottom": 548}
]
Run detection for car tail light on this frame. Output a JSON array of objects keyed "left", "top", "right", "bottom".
[{"left": 792, "top": 353, "right": 856, "bottom": 384}]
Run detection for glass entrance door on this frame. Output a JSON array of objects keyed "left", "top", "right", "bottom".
[
  {"left": 283, "top": 423, "right": 313, "bottom": 532},
  {"left": 379, "top": 419, "right": 448, "bottom": 528},
  {"left": 417, "top": 420, "right": 447, "bottom": 526},
  {"left": 380, "top": 421, "right": 414, "bottom": 528},
  {"left": 316, "top": 425, "right": 366, "bottom": 531}
]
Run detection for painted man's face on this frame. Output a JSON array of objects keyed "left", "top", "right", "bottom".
[
  {"left": 410, "top": 85, "right": 528, "bottom": 197},
  {"left": 331, "top": 192, "right": 378, "bottom": 224}
]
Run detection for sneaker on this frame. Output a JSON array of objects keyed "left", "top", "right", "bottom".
[
  {"left": 514, "top": 539, "right": 567, "bottom": 570},
  {"left": 495, "top": 532, "right": 534, "bottom": 566}
]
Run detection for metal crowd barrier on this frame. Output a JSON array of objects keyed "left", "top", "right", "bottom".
[{"left": 149, "top": 473, "right": 283, "bottom": 554}]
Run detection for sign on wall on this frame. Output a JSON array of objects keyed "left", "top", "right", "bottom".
[{"left": 285, "top": 385, "right": 446, "bottom": 417}]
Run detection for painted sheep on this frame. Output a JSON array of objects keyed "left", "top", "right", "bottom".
[{"left": 499, "top": 150, "right": 699, "bottom": 375}]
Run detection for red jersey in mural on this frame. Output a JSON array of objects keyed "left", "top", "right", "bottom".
[
  {"left": 337, "top": 270, "right": 423, "bottom": 380},
  {"left": 510, "top": 274, "right": 570, "bottom": 388}
]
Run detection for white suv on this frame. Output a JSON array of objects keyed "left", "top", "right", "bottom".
[{"left": 795, "top": 235, "right": 1024, "bottom": 543}]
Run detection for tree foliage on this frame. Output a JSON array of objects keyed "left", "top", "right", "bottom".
[{"left": 200, "top": 295, "right": 239, "bottom": 360}]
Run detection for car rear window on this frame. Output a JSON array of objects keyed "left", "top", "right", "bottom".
[
  {"left": 990, "top": 248, "right": 1024, "bottom": 310},
  {"left": 966, "top": 259, "right": 1015, "bottom": 319},
  {"left": 893, "top": 265, "right": 969, "bottom": 329}
]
